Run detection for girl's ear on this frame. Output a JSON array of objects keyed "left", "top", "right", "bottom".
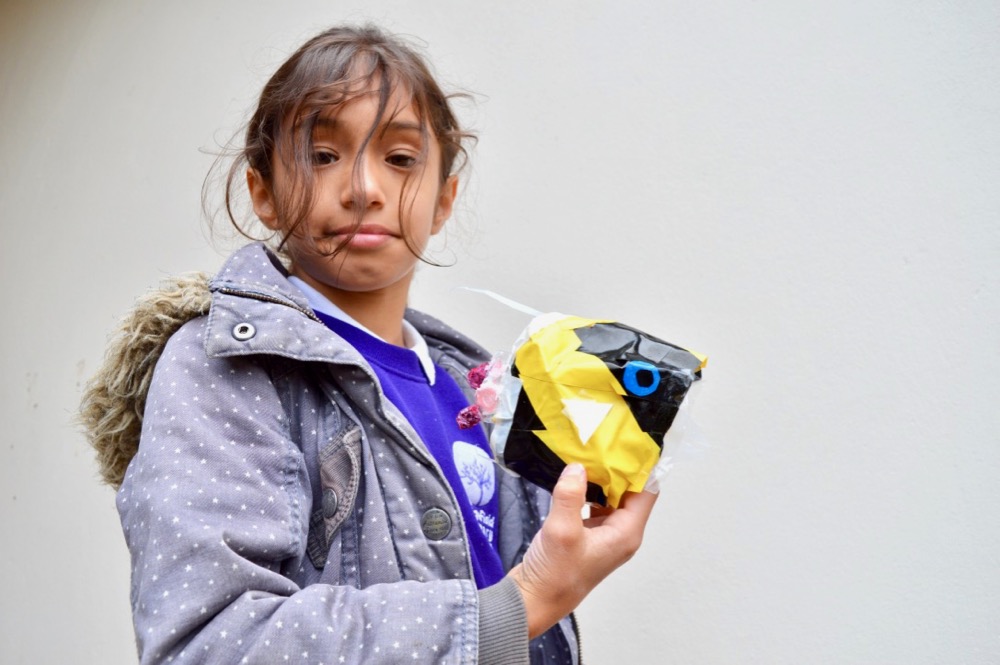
[
  {"left": 431, "top": 175, "right": 459, "bottom": 234},
  {"left": 247, "top": 168, "right": 280, "bottom": 230}
]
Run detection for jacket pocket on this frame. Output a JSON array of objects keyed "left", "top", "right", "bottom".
[{"left": 306, "top": 425, "right": 362, "bottom": 570}]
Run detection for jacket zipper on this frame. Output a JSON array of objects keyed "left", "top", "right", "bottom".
[
  {"left": 216, "top": 286, "right": 324, "bottom": 323},
  {"left": 572, "top": 612, "right": 583, "bottom": 664},
  {"left": 351, "top": 388, "right": 478, "bottom": 582}
]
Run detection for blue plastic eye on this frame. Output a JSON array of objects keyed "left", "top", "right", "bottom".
[{"left": 622, "top": 360, "right": 660, "bottom": 397}]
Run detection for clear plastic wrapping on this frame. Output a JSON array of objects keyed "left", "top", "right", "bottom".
[{"left": 458, "top": 313, "right": 706, "bottom": 508}]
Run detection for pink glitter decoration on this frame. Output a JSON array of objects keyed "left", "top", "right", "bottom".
[
  {"left": 466, "top": 363, "right": 489, "bottom": 390},
  {"left": 456, "top": 404, "right": 482, "bottom": 429}
]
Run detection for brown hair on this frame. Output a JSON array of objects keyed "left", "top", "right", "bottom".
[{"left": 214, "top": 25, "right": 474, "bottom": 258}]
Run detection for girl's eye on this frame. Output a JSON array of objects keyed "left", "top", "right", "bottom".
[
  {"left": 312, "top": 150, "right": 338, "bottom": 166},
  {"left": 387, "top": 153, "right": 418, "bottom": 168}
]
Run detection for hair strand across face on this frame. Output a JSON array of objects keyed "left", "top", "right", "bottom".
[{"left": 210, "top": 25, "right": 476, "bottom": 266}]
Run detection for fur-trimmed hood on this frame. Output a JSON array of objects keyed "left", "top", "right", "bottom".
[
  {"left": 79, "top": 243, "right": 490, "bottom": 489},
  {"left": 79, "top": 272, "right": 212, "bottom": 488}
]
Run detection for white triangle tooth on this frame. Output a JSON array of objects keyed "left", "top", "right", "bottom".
[{"left": 561, "top": 398, "right": 612, "bottom": 445}]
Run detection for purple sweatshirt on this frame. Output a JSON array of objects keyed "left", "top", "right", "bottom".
[{"left": 314, "top": 311, "right": 504, "bottom": 588}]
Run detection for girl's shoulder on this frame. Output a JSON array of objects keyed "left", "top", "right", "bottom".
[{"left": 80, "top": 271, "right": 212, "bottom": 489}]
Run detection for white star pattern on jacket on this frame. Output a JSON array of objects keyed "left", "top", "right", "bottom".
[{"left": 112, "top": 245, "right": 578, "bottom": 663}]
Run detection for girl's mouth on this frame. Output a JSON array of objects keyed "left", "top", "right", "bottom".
[{"left": 324, "top": 224, "right": 398, "bottom": 250}]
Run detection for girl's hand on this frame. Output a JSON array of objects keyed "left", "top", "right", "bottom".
[{"left": 508, "top": 464, "right": 659, "bottom": 638}]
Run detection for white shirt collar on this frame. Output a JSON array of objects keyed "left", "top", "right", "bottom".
[{"left": 288, "top": 276, "right": 437, "bottom": 385}]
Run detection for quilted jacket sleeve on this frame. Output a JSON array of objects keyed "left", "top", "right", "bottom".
[{"left": 116, "top": 318, "right": 525, "bottom": 664}]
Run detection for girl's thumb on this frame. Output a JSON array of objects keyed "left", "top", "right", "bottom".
[{"left": 549, "top": 463, "right": 587, "bottom": 518}]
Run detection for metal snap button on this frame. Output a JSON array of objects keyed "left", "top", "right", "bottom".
[
  {"left": 322, "top": 488, "right": 339, "bottom": 519},
  {"left": 232, "top": 322, "right": 256, "bottom": 341},
  {"left": 421, "top": 507, "right": 452, "bottom": 541}
]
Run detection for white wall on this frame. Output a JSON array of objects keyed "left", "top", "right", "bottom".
[{"left": 2, "top": 0, "right": 997, "bottom": 662}]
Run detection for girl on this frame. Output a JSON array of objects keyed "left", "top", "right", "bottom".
[{"left": 82, "top": 25, "right": 656, "bottom": 664}]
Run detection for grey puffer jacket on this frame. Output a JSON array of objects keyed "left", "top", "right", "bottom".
[{"left": 110, "top": 244, "right": 580, "bottom": 664}]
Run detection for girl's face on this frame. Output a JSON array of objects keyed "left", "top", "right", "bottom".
[{"left": 248, "top": 86, "right": 457, "bottom": 308}]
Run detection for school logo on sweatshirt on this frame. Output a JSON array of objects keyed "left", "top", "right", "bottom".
[
  {"left": 452, "top": 440, "right": 498, "bottom": 544},
  {"left": 452, "top": 440, "right": 496, "bottom": 506}
]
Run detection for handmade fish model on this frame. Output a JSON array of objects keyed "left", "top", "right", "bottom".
[{"left": 458, "top": 313, "right": 707, "bottom": 508}]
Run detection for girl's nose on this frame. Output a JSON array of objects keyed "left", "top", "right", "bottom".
[{"left": 341, "top": 158, "right": 385, "bottom": 210}]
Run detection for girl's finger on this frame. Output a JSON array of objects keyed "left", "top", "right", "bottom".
[
  {"left": 547, "top": 464, "right": 588, "bottom": 526},
  {"left": 587, "top": 504, "right": 615, "bottom": 518},
  {"left": 609, "top": 490, "right": 659, "bottom": 528}
]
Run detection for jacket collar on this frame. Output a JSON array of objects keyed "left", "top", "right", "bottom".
[
  {"left": 204, "top": 243, "right": 361, "bottom": 365},
  {"left": 204, "top": 243, "right": 491, "bottom": 373},
  {"left": 209, "top": 242, "right": 313, "bottom": 314}
]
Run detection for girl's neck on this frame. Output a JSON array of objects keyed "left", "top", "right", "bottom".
[
  {"left": 290, "top": 267, "right": 412, "bottom": 347},
  {"left": 291, "top": 262, "right": 413, "bottom": 346},
  {"left": 328, "top": 288, "right": 409, "bottom": 346}
]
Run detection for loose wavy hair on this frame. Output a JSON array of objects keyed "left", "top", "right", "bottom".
[{"left": 212, "top": 25, "right": 475, "bottom": 261}]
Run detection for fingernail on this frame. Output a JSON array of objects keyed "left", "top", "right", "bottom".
[{"left": 561, "top": 463, "right": 585, "bottom": 481}]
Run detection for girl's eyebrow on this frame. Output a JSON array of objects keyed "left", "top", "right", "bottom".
[
  {"left": 311, "top": 117, "right": 337, "bottom": 133},
  {"left": 383, "top": 120, "right": 422, "bottom": 133},
  {"left": 378, "top": 120, "right": 424, "bottom": 140},
  {"left": 311, "top": 117, "right": 422, "bottom": 135}
]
